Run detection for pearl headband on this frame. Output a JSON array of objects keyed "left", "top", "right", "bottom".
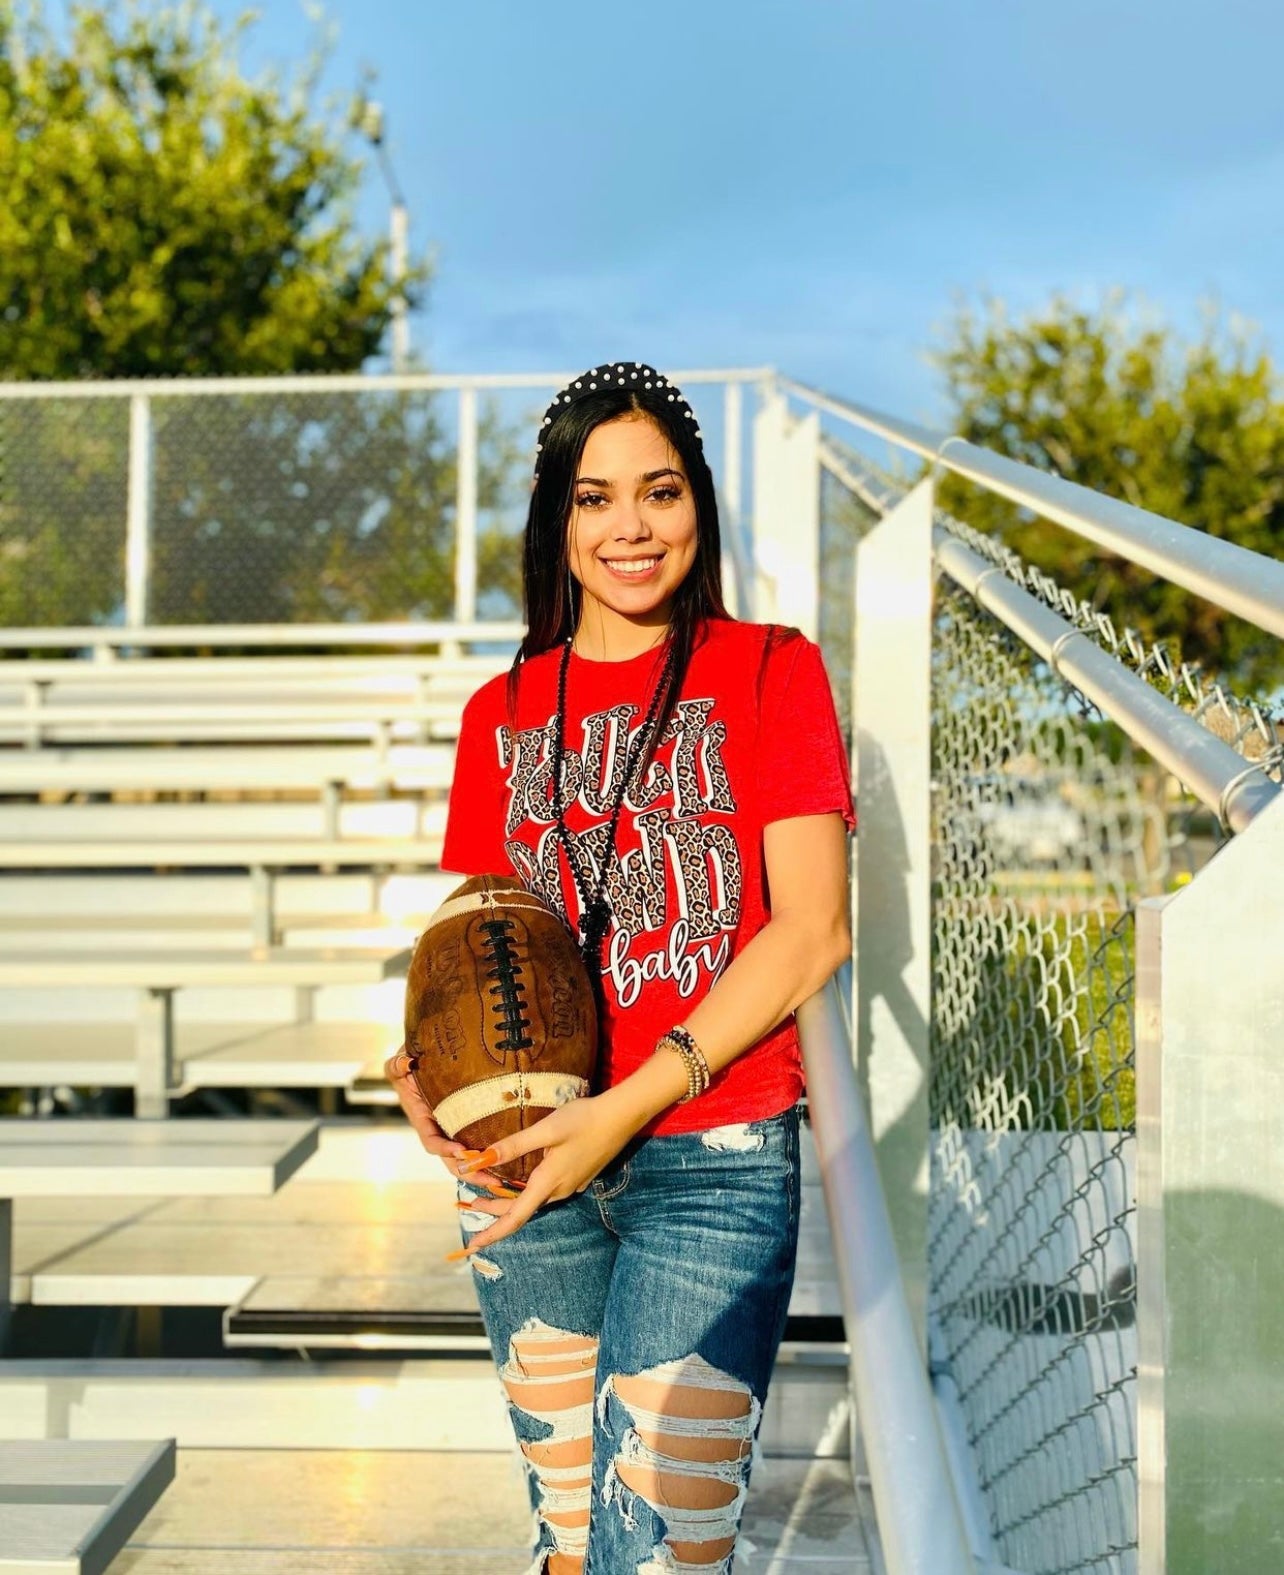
[{"left": 533, "top": 360, "right": 704, "bottom": 476}]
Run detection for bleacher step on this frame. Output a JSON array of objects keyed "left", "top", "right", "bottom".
[
  {"left": 114, "top": 1446, "right": 874, "bottom": 1572},
  {"left": 0, "top": 1354, "right": 853, "bottom": 1457}
]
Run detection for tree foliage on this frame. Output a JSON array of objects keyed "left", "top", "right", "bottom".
[
  {"left": 931, "top": 293, "right": 1284, "bottom": 688},
  {"left": 0, "top": 3, "right": 539, "bottom": 636},
  {"left": 0, "top": 0, "right": 420, "bottom": 377}
]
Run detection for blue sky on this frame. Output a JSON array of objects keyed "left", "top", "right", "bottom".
[{"left": 122, "top": 1, "right": 1284, "bottom": 423}]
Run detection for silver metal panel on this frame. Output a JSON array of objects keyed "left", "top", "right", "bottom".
[
  {"left": 0, "top": 1118, "right": 319, "bottom": 1197},
  {"left": 454, "top": 386, "right": 478, "bottom": 626},
  {"left": 854, "top": 477, "right": 934, "bottom": 1334},
  {"left": 751, "top": 388, "right": 821, "bottom": 636},
  {"left": 1136, "top": 794, "right": 1284, "bottom": 1573},
  {"left": 124, "top": 393, "right": 153, "bottom": 630},
  {"left": 0, "top": 1437, "right": 174, "bottom": 1575}
]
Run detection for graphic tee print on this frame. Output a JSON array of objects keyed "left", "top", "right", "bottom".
[{"left": 441, "top": 617, "right": 856, "bottom": 1136}]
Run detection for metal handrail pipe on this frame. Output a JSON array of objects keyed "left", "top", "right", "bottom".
[
  {"left": 797, "top": 973, "right": 977, "bottom": 1575},
  {"left": 936, "top": 438, "right": 1284, "bottom": 641},
  {"left": 783, "top": 376, "right": 1284, "bottom": 641},
  {"left": 778, "top": 375, "right": 943, "bottom": 461},
  {"left": 0, "top": 621, "right": 528, "bottom": 652},
  {"left": 934, "top": 530, "right": 1281, "bottom": 834},
  {"left": 0, "top": 366, "right": 776, "bottom": 400}
]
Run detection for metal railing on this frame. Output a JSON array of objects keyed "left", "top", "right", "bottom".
[
  {"left": 798, "top": 970, "right": 977, "bottom": 1573},
  {"left": 780, "top": 375, "right": 1283, "bottom": 1575}
]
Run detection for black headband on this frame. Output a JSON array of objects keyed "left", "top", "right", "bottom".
[{"left": 534, "top": 360, "right": 704, "bottom": 475}]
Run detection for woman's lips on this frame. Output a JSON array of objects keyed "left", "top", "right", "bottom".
[{"left": 600, "top": 554, "right": 664, "bottom": 581}]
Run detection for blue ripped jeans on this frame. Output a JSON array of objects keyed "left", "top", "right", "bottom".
[{"left": 456, "top": 1102, "right": 802, "bottom": 1575}]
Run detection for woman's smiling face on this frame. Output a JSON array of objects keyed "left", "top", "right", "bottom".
[{"left": 566, "top": 412, "right": 698, "bottom": 636}]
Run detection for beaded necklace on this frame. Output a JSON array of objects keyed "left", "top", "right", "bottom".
[{"left": 550, "top": 630, "right": 677, "bottom": 990}]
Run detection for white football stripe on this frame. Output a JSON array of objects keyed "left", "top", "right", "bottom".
[
  {"left": 432, "top": 1071, "right": 590, "bottom": 1134},
  {"left": 424, "top": 885, "right": 553, "bottom": 933}
]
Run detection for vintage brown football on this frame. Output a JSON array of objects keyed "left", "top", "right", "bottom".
[{"left": 402, "top": 873, "right": 598, "bottom": 1183}]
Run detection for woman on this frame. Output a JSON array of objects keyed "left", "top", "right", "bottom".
[{"left": 390, "top": 361, "right": 854, "bottom": 1574}]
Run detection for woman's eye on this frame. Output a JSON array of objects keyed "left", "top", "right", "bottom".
[{"left": 574, "top": 485, "right": 682, "bottom": 509}]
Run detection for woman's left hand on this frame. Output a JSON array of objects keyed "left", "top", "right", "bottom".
[{"left": 448, "top": 1090, "right": 641, "bottom": 1258}]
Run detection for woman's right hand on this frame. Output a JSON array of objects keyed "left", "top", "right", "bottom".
[{"left": 382, "top": 1047, "right": 518, "bottom": 1196}]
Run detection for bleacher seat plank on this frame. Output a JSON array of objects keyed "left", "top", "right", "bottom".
[
  {"left": 0, "top": 653, "right": 506, "bottom": 683},
  {"left": 0, "top": 743, "right": 453, "bottom": 795},
  {"left": 179, "top": 1021, "right": 398, "bottom": 1089},
  {"left": 0, "top": 1437, "right": 175, "bottom": 1575},
  {"left": 0, "top": 619, "right": 525, "bottom": 652},
  {"left": 0, "top": 1021, "right": 399, "bottom": 1092},
  {"left": 0, "top": 948, "right": 410, "bottom": 989},
  {"left": 0, "top": 801, "right": 444, "bottom": 841},
  {"left": 0, "top": 836, "right": 442, "bottom": 869}
]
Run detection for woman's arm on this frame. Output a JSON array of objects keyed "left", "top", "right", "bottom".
[{"left": 447, "top": 809, "right": 851, "bottom": 1256}]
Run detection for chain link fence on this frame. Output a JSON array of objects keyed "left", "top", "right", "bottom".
[
  {"left": 0, "top": 375, "right": 750, "bottom": 637},
  {"left": 0, "top": 395, "right": 130, "bottom": 627},
  {"left": 0, "top": 383, "right": 541, "bottom": 631},
  {"left": 818, "top": 436, "right": 1283, "bottom": 1574}
]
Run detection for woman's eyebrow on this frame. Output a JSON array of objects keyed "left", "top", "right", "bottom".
[{"left": 574, "top": 468, "right": 685, "bottom": 487}]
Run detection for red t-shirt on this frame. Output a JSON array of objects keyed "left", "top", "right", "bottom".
[{"left": 439, "top": 616, "right": 856, "bottom": 1136}]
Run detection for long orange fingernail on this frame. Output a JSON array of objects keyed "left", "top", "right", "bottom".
[
  {"left": 444, "top": 1247, "right": 471, "bottom": 1261},
  {"left": 459, "top": 1147, "right": 499, "bottom": 1173}
]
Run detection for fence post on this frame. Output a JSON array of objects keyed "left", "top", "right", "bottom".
[
  {"left": 454, "top": 385, "right": 478, "bottom": 638},
  {"left": 751, "top": 387, "right": 820, "bottom": 637},
  {"left": 720, "top": 381, "right": 744, "bottom": 617},
  {"left": 852, "top": 474, "right": 934, "bottom": 1337},
  {"left": 125, "top": 392, "right": 153, "bottom": 628},
  {"left": 1136, "top": 793, "right": 1284, "bottom": 1573}
]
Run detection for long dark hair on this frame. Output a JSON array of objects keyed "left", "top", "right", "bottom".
[{"left": 505, "top": 381, "right": 730, "bottom": 776}]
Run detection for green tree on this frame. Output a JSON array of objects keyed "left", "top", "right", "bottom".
[
  {"left": 0, "top": 3, "right": 538, "bottom": 634},
  {"left": 930, "top": 292, "right": 1284, "bottom": 688},
  {"left": 0, "top": 0, "right": 418, "bottom": 377}
]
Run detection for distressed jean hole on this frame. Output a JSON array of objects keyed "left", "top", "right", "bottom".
[
  {"left": 512, "top": 1331, "right": 598, "bottom": 1358},
  {"left": 611, "top": 1372, "right": 754, "bottom": 1423},
  {"left": 543, "top": 1508, "right": 590, "bottom": 1529},
  {"left": 547, "top": 1556, "right": 583, "bottom": 1575},
  {"left": 615, "top": 1460, "right": 740, "bottom": 1512},
  {"left": 505, "top": 1373, "right": 597, "bottom": 1413},
  {"left": 665, "top": 1533, "right": 739, "bottom": 1565},
  {"left": 634, "top": 1427, "right": 752, "bottom": 1464},
  {"left": 513, "top": 1347, "right": 597, "bottom": 1369},
  {"left": 510, "top": 1348, "right": 598, "bottom": 1373},
  {"left": 522, "top": 1435, "right": 593, "bottom": 1469}
]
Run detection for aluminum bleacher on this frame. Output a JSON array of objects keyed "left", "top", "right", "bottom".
[{"left": 0, "top": 636, "right": 508, "bottom": 1116}]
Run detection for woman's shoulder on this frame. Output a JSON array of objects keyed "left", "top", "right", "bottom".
[
  {"left": 460, "top": 665, "right": 513, "bottom": 725},
  {"left": 696, "top": 617, "right": 813, "bottom": 668}
]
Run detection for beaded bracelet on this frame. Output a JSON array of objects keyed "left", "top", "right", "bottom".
[{"left": 655, "top": 1026, "right": 712, "bottom": 1103}]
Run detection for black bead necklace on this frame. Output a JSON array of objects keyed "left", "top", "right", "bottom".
[{"left": 550, "top": 630, "right": 677, "bottom": 985}]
